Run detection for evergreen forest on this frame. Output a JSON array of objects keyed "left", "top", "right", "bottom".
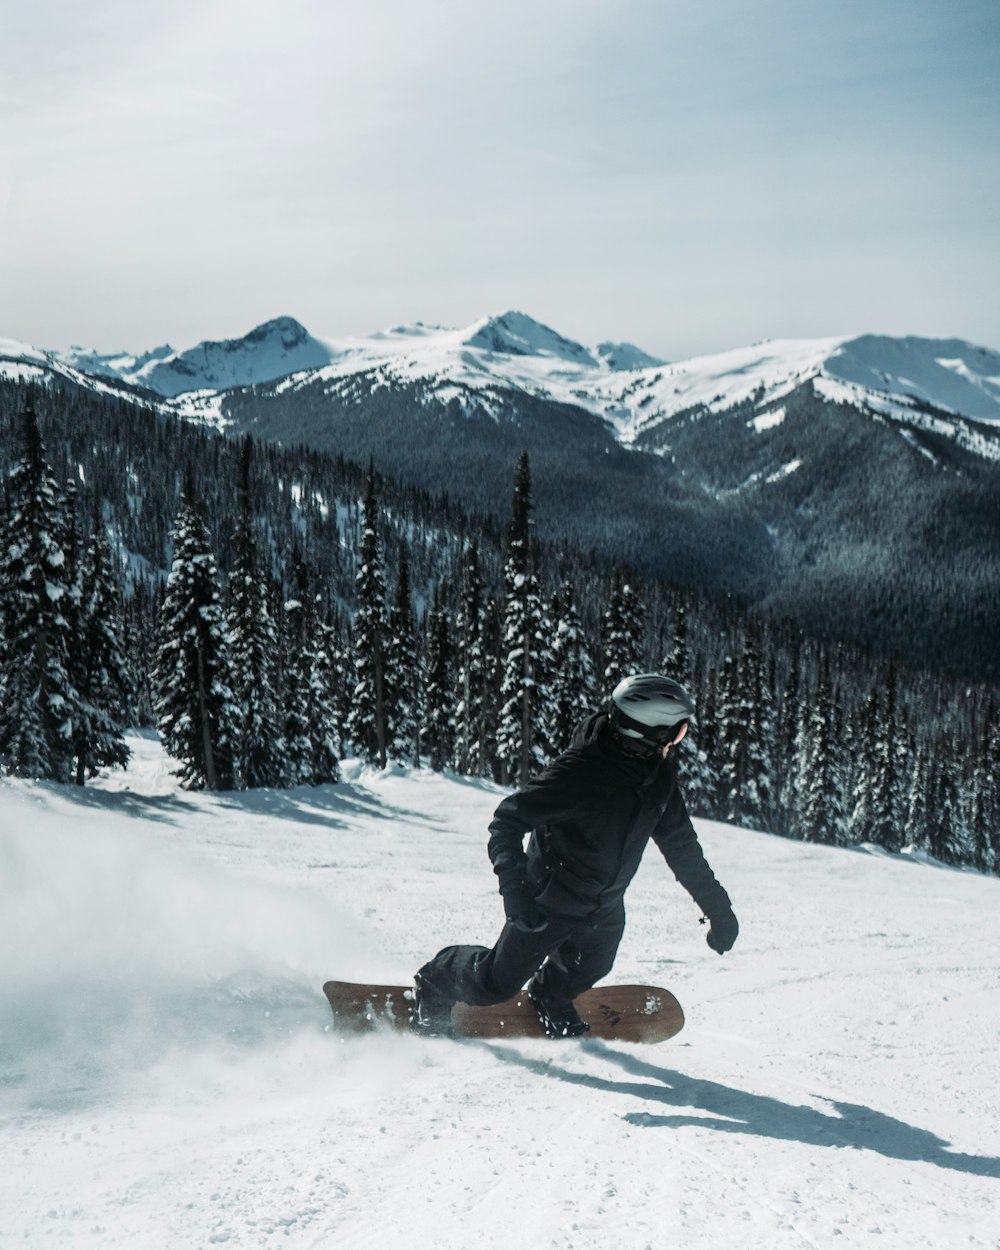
[{"left": 1, "top": 378, "right": 996, "bottom": 877}]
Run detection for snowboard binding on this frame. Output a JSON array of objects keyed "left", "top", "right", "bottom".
[
  {"left": 527, "top": 979, "right": 590, "bottom": 1039},
  {"left": 409, "top": 973, "right": 456, "bottom": 1036}
]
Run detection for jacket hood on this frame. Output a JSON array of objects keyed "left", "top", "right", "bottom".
[{"left": 570, "top": 711, "right": 609, "bottom": 750}]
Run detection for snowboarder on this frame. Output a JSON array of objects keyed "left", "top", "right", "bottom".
[{"left": 413, "top": 673, "right": 739, "bottom": 1037}]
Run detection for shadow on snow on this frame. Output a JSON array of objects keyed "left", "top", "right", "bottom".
[
  {"left": 484, "top": 1040, "right": 1000, "bottom": 1180},
  {"left": 35, "top": 775, "right": 439, "bottom": 833}
]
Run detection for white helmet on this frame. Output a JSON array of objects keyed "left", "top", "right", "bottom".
[{"left": 610, "top": 673, "right": 696, "bottom": 748}]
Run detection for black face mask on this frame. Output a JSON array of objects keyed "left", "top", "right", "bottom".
[{"left": 615, "top": 735, "right": 654, "bottom": 758}]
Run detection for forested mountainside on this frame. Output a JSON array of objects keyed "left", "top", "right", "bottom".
[
  {"left": 217, "top": 372, "right": 1000, "bottom": 683},
  {"left": 633, "top": 381, "right": 1000, "bottom": 673},
  {"left": 221, "top": 376, "right": 772, "bottom": 595}
]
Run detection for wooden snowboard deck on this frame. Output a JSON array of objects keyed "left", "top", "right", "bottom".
[{"left": 322, "top": 981, "right": 684, "bottom": 1043}]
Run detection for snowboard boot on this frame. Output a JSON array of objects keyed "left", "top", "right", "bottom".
[
  {"left": 409, "top": 973, "right": 455, "bottom": 1036},
  {"left": 527, "top": 978, "right": 590, "bottom": 1039}
]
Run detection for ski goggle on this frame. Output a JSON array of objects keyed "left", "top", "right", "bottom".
[
  {"left": 612, "top": 701, "right": 692, "bottom": 743},
  {"left": 613, "top": 716, "right": 690, "bottom": 756}
]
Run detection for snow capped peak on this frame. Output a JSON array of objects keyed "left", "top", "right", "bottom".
[
  {"left": 241, "top": 315, "right": 312, "bottom": 351},
  {"left": 59, "top": 318, "right": 341, "bottom": 399},
  {"left": 462, "top": 311, "right": 596, "bottom": 365},
  {"left": 172, "top": 315, "right": 320, "bottom": 363}
]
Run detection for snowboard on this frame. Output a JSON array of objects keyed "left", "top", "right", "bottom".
[{"left": 322, "top": 980, "right": 684, "bottom": 1043}]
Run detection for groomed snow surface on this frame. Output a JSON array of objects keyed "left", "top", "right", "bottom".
[{"left": 2, "top": 735, "right": 998, "bottom": 1250}]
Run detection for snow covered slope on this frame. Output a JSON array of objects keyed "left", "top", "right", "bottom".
[
  {"left": 596, "top": 334, "right": 1000, "bottom": 443},
  {"left": 3, "top": 737, "right": 998, "bottom": 1250}
]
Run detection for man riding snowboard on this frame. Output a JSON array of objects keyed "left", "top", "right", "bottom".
[{"left": 413, "top": 673, "right": 739, "bottom": 1037}]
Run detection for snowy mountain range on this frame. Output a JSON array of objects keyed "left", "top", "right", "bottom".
[
  {"left": 3, "top": 314, "right": 1000, "bottom": 482},
  {"left": 12, "top": 311, "right": 999, "bottom": 445}
]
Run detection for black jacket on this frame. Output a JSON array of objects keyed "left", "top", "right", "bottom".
[{"left": 488, "top": 712, "right": 731, "bottom": 920}]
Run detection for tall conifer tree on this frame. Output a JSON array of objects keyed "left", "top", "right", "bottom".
[
  {"left": 385, "top": 540, "right": 421, "bottom": 765},
  {"left": 121, "top": 580, "right": 158, "bottom": 728},
  {"left": 227, "top": 440, "right": 287, "bottom": 788},
  {"left": 689, "top": 655, "right": 722, "bottom": 814},
  {"left": 71, "top": 506, "right": 131, "bottom": 783},
  {"left": 659, "top": 593, "right": 715, "bottom": 814},
  {"left": 281, "top": 556, "right": 316, "bottom": 785},
  {"left": 155, "top": 472, "right": 237, "bottom": 790},
  {"left": 861, "top": 665, "right": 905, "bottom": 851},
  {"left": 927, "top": 748, "right": 971, "bottom": 866},
  {"left": 0, "top": 390, "right": 80, "bottom": 781},
  {"left": 849, "top": 682, "right": 881, "bottom": 842},
  {"left": 479, "top": 592, "right": 503, "bottom": 781},
  {"left": 775, "top": 642, "right": 805, "bottom": 836},
  {"left": 346, "top": 465, "right": 388, "bottom": 768},
  {"left": 904, "top": 737, "right": 934, "bottom": 853},
  {"left": 281, "top": 550, "right": 341, "bottom": 785},
  {"left": 602, "top": 572, "right": 645, "bottom": 693},
  {"left": 662, "top": 598, "right": 691, "bottom": 687},
  {"left": 309, "top": 603, "right": 343, "bottom": 785},
  {"left": 424, "top": 582, "right": 456, "bottom": 771},
  {"left": 794, "top": 651, "right": 847, "bottom": 843},
  {"left": 453, "top": 540, "right": 487, "bottom": 775},
  {"left": 717, "top": 625, "right": 773, "bottom": 829},
  {"left": 547, "top": 580, "right": 596, "bottom": 754},
  {"left": 497, "top": 453, "right": 548, "bottom": 786}
]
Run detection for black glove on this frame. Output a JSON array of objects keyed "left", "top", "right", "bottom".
[
  {"left": 703, "top": 908, "right": 739, "bottom": 954},
  {"left": 501, "top": 879, "right": 546, "bottom": 932}
]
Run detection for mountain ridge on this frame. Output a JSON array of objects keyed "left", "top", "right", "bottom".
[{"left": 16, "top": 312, "right": 998, "bottom": 448}]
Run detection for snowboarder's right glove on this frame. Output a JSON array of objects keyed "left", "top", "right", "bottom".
[
  {"left": 500, "top": 879, "right": 546, "bottom": 933},
  {"left": 703, "top": 907, "right": 739, "bottom": 954}
]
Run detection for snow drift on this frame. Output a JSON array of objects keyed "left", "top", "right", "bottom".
[{"left": 0, "top": 780, "right": 367, "bottom": 1112}]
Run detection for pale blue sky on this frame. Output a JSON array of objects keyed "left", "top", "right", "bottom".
[{"left": 1, "top": 0, "right": 997, "bottom": 359}]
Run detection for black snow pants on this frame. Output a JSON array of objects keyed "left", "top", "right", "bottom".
[{"left": 416, "top": 905, "right": 626, "bottom": 1008}]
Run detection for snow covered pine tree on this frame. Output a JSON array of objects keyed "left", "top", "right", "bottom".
[
  {"left": 154, "top": 471, "right": 238, "bottom": 790},
  {"left": 0, "top": 389, "right": 81, "bottom": 782},
  {"left": 497, "top": 452, "right": 549, "bottom": 787},
  {"left": 71, "top": 506, "right": 131, "bottom": 784},
  {"left": 346, "top": 465, "right": 389, "bottom": 769}
]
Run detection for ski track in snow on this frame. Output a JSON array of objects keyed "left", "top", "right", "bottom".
[{"left": 1, "top": 735, "right": 998, "bottom": 1250}]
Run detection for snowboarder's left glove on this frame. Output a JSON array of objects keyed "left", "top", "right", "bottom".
[
  {"left": 703, "top": 908, "right": 739, "bottom": 954},
  {"left": 500, "top": 879, "right": 546, "bottom": 932}
]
